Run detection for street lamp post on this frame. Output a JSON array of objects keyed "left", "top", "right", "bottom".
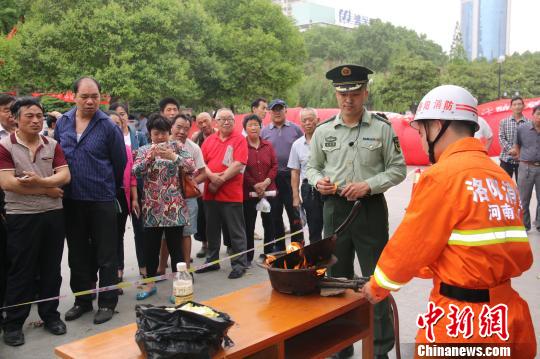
[{"left": 497, "top": 55, "right": 505, "bottom": 99}]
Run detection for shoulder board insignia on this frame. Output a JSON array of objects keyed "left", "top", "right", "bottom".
[
  {"left": 372, "top": 112, "right": 391, "bottom": 126},
  {"left": 317, "top": 115, "right": 337, "bottom": 128}
]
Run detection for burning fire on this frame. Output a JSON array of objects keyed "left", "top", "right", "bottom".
[{"left": 264, "top": 242, "right": 326, "bottom": 276}]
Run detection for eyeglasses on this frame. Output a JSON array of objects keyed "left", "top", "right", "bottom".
[{"left": 217, "top": 118, "right": 234, "bottom": 123}]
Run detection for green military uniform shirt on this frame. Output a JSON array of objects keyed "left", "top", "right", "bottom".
[{"left": 306, "top": 108, "right": 407, "bottom": 194}]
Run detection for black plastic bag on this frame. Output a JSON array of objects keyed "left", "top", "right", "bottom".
[{"left": 135, "top": 302, "right": 234, "bottom": 359}]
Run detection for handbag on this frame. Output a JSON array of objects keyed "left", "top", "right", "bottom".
[{"left": 180, "top": 169, "right": 201, "bottom": 199}]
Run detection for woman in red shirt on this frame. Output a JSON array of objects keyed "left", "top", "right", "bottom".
[{"left": 242, "top": 114, "right": 278, "bottom": 263}]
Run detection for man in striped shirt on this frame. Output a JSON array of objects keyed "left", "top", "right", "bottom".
[
  {"left": 54, "top": 77, "right": 127, "bottom": 325},
  {"left": 498, "top": 96, "right": 529, "bottom": 181}
]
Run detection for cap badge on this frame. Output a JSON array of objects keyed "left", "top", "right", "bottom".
[{"left": 341, "top": 67, "right": 352, "bottom": 76}]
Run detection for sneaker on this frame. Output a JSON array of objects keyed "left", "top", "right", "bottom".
[
  {"left": 3, "top": 329, "right": 24, "bottom": 346},
  {"left": 93, "top": 308, "right": 114, "bottom": 324},
  {"left": 228, "top": 268, "right": 245, "bottom": 279},
  {"left": 44, "top": 319, "right": 67, "bottom": 335}
]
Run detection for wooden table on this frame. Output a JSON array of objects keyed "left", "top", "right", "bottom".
[{"left": 55, "top": 281, "right": 373, "bottom": 359}]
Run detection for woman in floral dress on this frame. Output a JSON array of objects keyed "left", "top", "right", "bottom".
[{"left": 132, "top": 114, "right": 194, "bottom": 299}]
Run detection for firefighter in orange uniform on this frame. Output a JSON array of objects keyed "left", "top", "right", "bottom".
[{"left": 362, "top": 85, "right": 536, "bottom": 358}]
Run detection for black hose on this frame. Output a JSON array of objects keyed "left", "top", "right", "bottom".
[{"left": 389, "top": 294, "right": 401, "bottom": 359}]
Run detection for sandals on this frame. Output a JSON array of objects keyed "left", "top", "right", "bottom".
[{"left": 136, "top": 286, "right": 157, "bottom": 300}]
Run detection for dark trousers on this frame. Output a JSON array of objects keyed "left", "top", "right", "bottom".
[
  {"left": 301, "top": 181, "right": 324, "bottom": 243},
  {"left": 500, "top": 160, "right": 519, "bottom": 181},
  {"left": 204, "top": 201, "right": 247, "bottom": 271},
  {"left": 194, "top": 197, "right": 231, "bottom": 246},
  {"left": 0, "top": 215, "right": 6, "bottom": 327},
  {"left": 131, "top": 186, "right": 145, "bottom": 269},
  {"left": 194, "top": 197, "right": 206, "bottom": 242},
  {"left": 116, "top": 192, "right": 129, "bottom": 272},
  {"left": 63, "top": 199, "right": 118, "bottom": 310},
  {"left": 272, "top": 172, "right": 304, "bottom": 251},
  {"left": 517, "top": 163, "right": 540, "bottom": 230},
  {"left": 243, "top": 199, "right": 274, "bottom": 261},
  {"left": 4, "top": 210, "right": 64, "bottom": 330},
  {"left": 323, "top": 196, "right": 395, "bottom": 355},
  {"left": 144, "top": 227, "right": 183, "bottom": 278}
]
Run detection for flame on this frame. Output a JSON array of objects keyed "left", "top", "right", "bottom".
[
  {"left": 286, "top": 242, "right": 303, "bottom": 254},
  {"left": 265, "top": 255, "right": 276, "bottom": 266},
  {"left": 316, "top": 268, "right": 327, "bottom": 276}
]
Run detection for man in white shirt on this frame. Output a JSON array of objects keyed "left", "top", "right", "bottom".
[
  {"left": 288, "top": 108, "right": 323, "bottom": 243},
  {"left": 474, "top": 116, "right": 493, "bottom": 151},
  {"left": 171, "top": 114, "right": 207, "bottom": 267}
]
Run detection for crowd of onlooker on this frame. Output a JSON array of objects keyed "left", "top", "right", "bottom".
[
  {"left": 0, "top": 76, "right": 326, "bottom": 346},
  {"left": 1, "top": 76, "right": 538, "bottom": 349}
]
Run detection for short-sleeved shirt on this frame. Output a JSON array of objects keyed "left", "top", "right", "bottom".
[
  {"left": 183, "top": 139, "right": 205, "bottom": 171},
  {"left": 261, "top": 121, "right": 303, "bottom": 172},
  {"left": 182, "top": 139, "right": 206, "bottom": 193},
  {"left": 0, "top": 133, "right": 68, "bottom": 214},
  {"left": 287, "top": 135, "right": 311, "bottom": 186},
  {"left": 201, "top": 131, "right": 248, "bottom": 203},
  {"left": 515, "top": 122, "right": 540, "bottom": 162},
  {"left": 306, "top": 110, "right": 407, "bottom": 195}
]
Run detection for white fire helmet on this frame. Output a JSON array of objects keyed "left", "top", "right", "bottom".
[{"left": 412, "top": 85, "right": 479, "bottom": 131}]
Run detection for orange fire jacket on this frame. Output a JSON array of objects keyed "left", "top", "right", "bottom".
[{"left": 369, "top": 137, "right": 532, "bottom": 298}]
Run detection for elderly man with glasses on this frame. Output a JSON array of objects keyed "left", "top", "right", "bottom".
[{"left": 195, "top": 108, "right": 249, "bottom": 279}]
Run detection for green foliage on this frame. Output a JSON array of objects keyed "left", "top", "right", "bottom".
[
  {"left": 449, "top": 22, "right": 468, "bottom": 63},
  {"left": 0, "top": 0, "right": 305, "bottom": 111},
  {"left": 200, "top": 0, "right": 306, "bottom": 109},
  {"left": 374, "top": 57, "right": 440, "bottom": 113},
  {"left": 40, "top": 95, "right": 73, "bottom": 113}
]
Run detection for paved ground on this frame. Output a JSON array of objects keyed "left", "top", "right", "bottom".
[{"left": 1, "top": 165, "right": 538, "bottom": 358}]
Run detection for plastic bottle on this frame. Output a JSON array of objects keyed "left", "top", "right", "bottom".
[{"left": 173, "top": 262, "right": 193, "bottom": 306}]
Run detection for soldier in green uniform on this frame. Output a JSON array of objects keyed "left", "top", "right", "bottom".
[{"left": 306, "top": 65, "right": 406, "bottom": 359}]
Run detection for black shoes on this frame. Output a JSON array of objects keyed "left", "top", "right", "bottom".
[
  {"left": 228, "top": 268, "right": 245, "bottom": 279},
  {"left": 94, "top": 308, "right": 114, "bottom": 324},
  {"left": 65, "top": 305, "right": 93, "bottom": 321},
  {"left": 3, "top": 329, "right": 24, "bottom": 347},
  {"left": 195, "top": 264, "right": 220, "bottom": 273},
  {"left": 196, "top": 247, "right": 207, "bottom": 258},
  {"left": 44, "top": 319, "right": 67, "bottom": 335}
]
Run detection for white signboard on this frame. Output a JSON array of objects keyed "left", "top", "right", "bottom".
[{"left": 335, "top": 8, "right": 370, "bottom": 28}]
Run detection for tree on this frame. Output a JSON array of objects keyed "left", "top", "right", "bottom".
[
  {"left": 374, "top": 57, "right": 440, "bottom": 113},
  {"left": 4, "top": 0, "right": 203, "bottom": 105},
  {"left": 440, "top": 59, "right": 497, "bottom": 103},
  {"left": 200, "top": 0, "right": 306, "bottom": 109},
  {"left": 449, "top": 22, "right": 468, "bottom": 63},
  {"left": 1, "top": 0, "right": 305, "bottom": 110}
]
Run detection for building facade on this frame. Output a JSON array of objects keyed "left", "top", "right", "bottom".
[
  {"left": 460, "top": 0, "right": 511, "bottom": 61},
  {"left": 273, "top": 0, "right": 370, "bottom": 31}
]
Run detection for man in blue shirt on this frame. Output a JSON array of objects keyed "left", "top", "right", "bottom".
[
  {"left": 261, "top": 99, "right": 304, "bottom": 250},
  {"left": 54, "top": 77, "right": 127, "bottom": 325}
]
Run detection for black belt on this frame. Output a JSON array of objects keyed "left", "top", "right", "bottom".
[
  {"left": 520, "top": 160, "right": 540, "bottom": 167},
  {"left": 322, "top": 193, "right": 383, "bottom": 201},
  {"left": 439, "top": 282, "right": 490, "bottom": 303}
]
